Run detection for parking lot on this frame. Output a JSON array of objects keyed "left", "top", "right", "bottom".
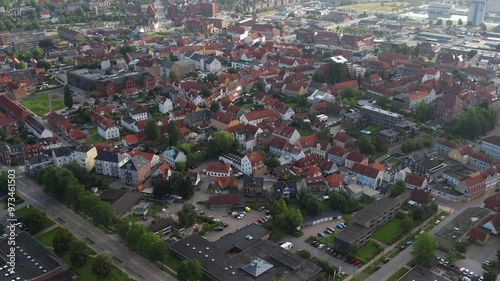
[{"left": 282, "top": 219, "right": 358, "bottom": 275}]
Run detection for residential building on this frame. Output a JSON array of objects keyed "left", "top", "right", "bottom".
[
  {"left": 328, "top": 146, "right": 348, "bottom": 166},
  {"left": 226, "top": 123, "right": 263, "bottom": 151},
  {"left": 334, "top": 223, "right": 372, "bottom": 252},
  {"left": 25, "top": 115, "right": 53, "bottom": 139},
  {"left": 483, "top": 193, "right": 500, "bottom": 213},
  {"left": 467, "top": 0, "right": 486, "bottom": 26},
  {"left": 351, "top": 197, "right": 400, "bottom": 231},
  {"left": 433, "top": 94, "right": 463, "bottom": 123},
  {"left": 119, "top": 155, "right": 151, "bottom": 188},
  {"left": 71, "top": 145, "right": 98, "bottom": 171},
  {"left": 455, "top": 175, "right": 486, "bottom": 201},
  {"left": 481, "top": 135, "right": 500, "bottom": 159},
  {"left": 344, "top": 162, "right": 383, "bottom": 189},
  {"left": 239, "top": 110, "right": 278, "bottom": 126},
  {"left": 360, "top": 105, "right": 405, "bottom": 129},
  {"left": 344, "top": 152, "right": 369, "bottom": 169},
  {"left": 402, "top": 152, "right": 446, "bottom": 178},
  {"left": 0, "top": 115, "right": 18, "bottom": 135},
  {"left": 211, "top": 111, "right": 239, "bottom": 130},
  {"left": 94, "top": 151, "right": 129, "bottom": 177},
  {"left": 404, "top": 173, "right": 428, "bottom": 190},
  {"left": 52, "top": 146, "right": 74, "bottom": 168},
  {"left": 241, "top": 151, "right": 266, "bottom": 176},
  {"left": 25, "top": 155, "right": 52, "bottom": 177},
  {"left": 158, "top": 96, "right": 173, "bottom": 114},
  {"left": 482, "top": 213, "right": 500, "bottom": 235},
  {"left": 153, "top": 162, "right": 172, "bottom": 180},
  {"left": 273, "top": 181, "right": 298, "bottom": 201},
  {"left": 470, "top": 152, "right": 497, "bottom": 170},
  {"left": 163, "top": 147, "right": 187, "bottom": 169},
  {"left": 205, "top": 162, "right": 232, "bottom": 177},
  {"left": 129, "top": 102, "right": 148, "bottom": 121},
  {"left": 243, "top": 176, "right": 264, "bottom": 197},
  {"left": 57, "top": 27, "right": 85, "bottom": 42},
  {"left": 434, "top": 137, "right": 459, "bottom": 155}
]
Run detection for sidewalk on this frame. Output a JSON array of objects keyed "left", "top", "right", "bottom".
[{"left": 34, "top": 224, "right": 59, "bottom": 237}]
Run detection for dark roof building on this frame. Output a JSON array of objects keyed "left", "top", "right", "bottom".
[
  {"left": 398, "top": 265, "right": 450, "bottom": 281},
  {"left": 334, "top": 223, "right": 372, "bottom": 252},
  {"left": 351, "top": 197, "right": 400, "bottom": 231},
  {"left": 100, "top": 189, "right": 142, "bottom": 216}
]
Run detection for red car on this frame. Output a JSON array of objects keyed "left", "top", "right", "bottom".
[
  {"left": 353, "top": 260, "right": 361, "bottom": 266},
  {"left": 258, "top": 218, "right": 266, "bottom": 224}
]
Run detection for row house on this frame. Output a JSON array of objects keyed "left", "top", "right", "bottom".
[
  {"left": 434, "top": 137, "right": 459, "bottom": 155},
  {"left": 469, "top": 152, "right": 497, "bottom": 170},
  {"left": 0, "top": 143, "right": 44, "bottom": 166},
  {"left": 205, "top": 162, "right": 232, "bottom": 177},
  {"left": 345, "top": 162, "right": 383, "bottom": 189},
  {"left": 272, "top": 123, "right": 300, "bottom": 144},
  {"left": 94, "top": 150, "right": 130, "bottom": 177},
  {"left": 239, "top": 110, "right": 279, "bottom": 126},
  {"left": 455, "top": 175, "right": 486, "bottom": 201},
  {"left": 226, "top": 123, "right": 263, "bottom": 151},
  {"left": 481, "top": 135, "right": 500, "bottom": 160},
  {"left": 211, "top": 111, "right": 239, "bottom": 130}
]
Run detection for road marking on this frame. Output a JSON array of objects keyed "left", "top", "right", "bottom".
[{"left": 17, "top": 190, "right": 44, "bottom": 208}]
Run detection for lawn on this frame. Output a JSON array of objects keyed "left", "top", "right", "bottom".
[
  {"left": 387, "top": 158, "right": 402, "bottom": 164},
  {"left": 373, "top": 218, "right": 403, "bottom": 245},
  {"left": 298, "top": 128, "right": 314, "bottom": 136},
  {"left": 36, "top": 227, "right": 61, "bottom": 247},
  {"left": 20, "top": 94, "right": 65, "bottom": 115},
  {"left": 342, "top": 2, "right": 409, "bottom": 13},
  {"left": 240, "top": 103, "right": 254, "bottom": 110},
  {"left": 387, "top": 267, "right": 409, "bottom": 281},
  {"left": 61, "top": 254, "right": 132, "bottom": 281},
  {"left": 356, "top": 241, "right": 382, "bottom": 263},
  {"left": 323, "top": 233, "right": 335, "bottom": 248},
  {"left": 86, "top": 128, "right": 106, "bottom": 145},
  {"left": 342, "top": 213, "right": 352, "bottom": 223},
  {"left": 15, "top": 205, "right": 55, "bottom": 229}
]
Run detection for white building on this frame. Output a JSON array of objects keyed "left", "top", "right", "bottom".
[
  {"left": 94, "top": 151, "right": 129, "bottom": 177},
  {"left": 70, "top": 145, "right": 98, "bottom": 171},
  {"left": 158, "top": 96, "right": 173, "bottom": 114},
  {"left": 97, "top": 122, "right": 120, "bottom": 140},
  {"left": 163, "top": 148, "right": 187, "bottom": 169}
]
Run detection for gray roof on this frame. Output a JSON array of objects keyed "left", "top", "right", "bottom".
[
  {"left": 213, "top": 224, "right": 271, "bottom": 252},
  {"left": 26, "top": 154, "right": 51, "bottom": 165},
  {"left": 94, "top": 151, "right": 127, "bottom": 163},
  {"left": 120, "top": 155, "right": 149, "bottom": 171},
  {"left": 122, "top": 116, "right": 136, "bottom": 125},
  {"left": 435, "top": 207, "right": 490, "bottom": 242},
  {"left": 100, "top": 189, "right": 127, "bottom": 204},
  {"left": 26, "top": 115, "right": 47, "bottom": 135},
  {"left": 111, "top": 192, "right": 142, "bottom": 216},
  {"left": 398, "top": 265, "right": 450, "bottom": 281},
  {"left": 52, "top": 146, "right": 75, "bottom": 157},
  {"left": 148, "top": 218, "right": 183, "bottom": 233},
  {"left": 351, "top": 197, "right": 399, "bottom": 226},
  {"left": 174, "top": 60, "right": 195, "bottom": 67},
  {"left": 243, "top": 176, "right": 264, "bottom": 188},
  {"left": 303, "top": 210, "right": 342, "bottom": 225},
  {"left": 74, "top": 145, "right": 94, "bottom": 153},
  {"left": 241, "top": 258, "right": 274, "bottom": 277},
  {"left": 335, "top": 222, "right": 372, "bottom": 244}
]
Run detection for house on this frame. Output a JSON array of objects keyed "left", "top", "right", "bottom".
[
  {"left": 455, "top": 175, "right": 486, "bottom": 201},
  {"left": 272, "top": 123, "right": 300, "bottom": 144},
  {"left": 317, "top": 159, "right": 338, "bottom": 175},
  {"left": 334, "top": 223, "right": 372, "bottom": 252},
  {"left": 37, "top": 136, "right": 63, "bottom": 151},
  {"left": 239, "top": 110, "right": 278, "bottom": 125},
  {"left": 158, "top": 96, "right": 173, "bottom": 114},
  {"left": 241, "top": 151, "right": 266, "bottom": 176},
  {"left": 226, "top": 123, "right": 263, "bottom": 151},
  {"left": 208, "top": 194, "right": 244, "bottom": 208},
  {"left": 52, "top": 146, "right": 74, "bottom": 168},
  {"left": 94, "top": 151, "right": 129, "bottom": 177},
  {"left": 273, "top": 181, "right": 298, "bottom": 201},
  {"left": 410, "top": 189, "right": 433, "bottom": 205},
  {"left": 211, "top": 111, "right": 239, "bottom": 130},
  {"left": 100, "top": 189, "right": 142, "bottom": 217},
  {"left": 96, "top": 117, "right": 120, "bottom": 140},
  {"left": 163, "top": 147, "right": 187, "bottom": 169},
  {"left": 483, "top": 213, "right": 500, "bottom": 235},
  {"left": 483, "top": 193, "right": 500, "bottom": 213},
  {"left": 328, "top": 146, "right": 347, "bottom": 166},
  {"left": 481, "top": 135, "right": 500, "bottom": 160},
  {"left": 129, "top": 150, "right": 161, "bottom": 168},
  {"left": 404, "top": 173, "right": 428, "bottom": 190},
  {"left": 326, "top": 174, "right": 344, "bottom": 192},
  {"left": 243, "top": 176, "right": 264, "bottom": 197},
  {"left": 149, "top": 218, "right": 184, "bottom": 236},
  {"left": 129, "top": 102, "right": 148, "bottom": 121},
  {"left": 345, "top": 162, "right": 383, "bottom": 189},
  {"left": 71, "top": 145, "right": 98, "bottom": 171},
  {"left": 25, "top": 155, "right": 53, "bottom": 177},
  {"left": 433, "top": 94, "right": 463, "bottom": 123},
  {"left": 433, "top": 137, "right": 459, "bottom": 155},
  {"left": 402, "top": 152, "right": 446, "bottom": 178},
  {"left": 153, "top": 162, "right": 172, "bottom": 180},
  {"left": 0, "top": 115, "right": 18, "bottom": 135},
  {"left": 206, "top": 162, "right": 232, "bottom": 177},
  {"left": 122, "top": 134, "right": 139, "bottom": 148},
  {"left": 469, "top": 152, "right": 497, "bottom": 170},
  {"left": 468, "top": 227, "right": 490, "bottom": 245},
  {"left": 25, "top": 115, "right": 53, "bottom": 139},
  {"left": 333, "top": 133, "right": 354, "bottom": 150},
  {"left": 351, "top": 197, "right": 400, "bottom": 231},
  {"left": 311, "top": 141, "right": 332, "bottom": 159},
  {"left": 344, "top": 152, "right": 369, "bottom": 169},
  {"left": 119, "top": 155, "right": 151, "bottom": 188},
  {"left": 213, "top": 176, "right": 238, "bottom": 189}
]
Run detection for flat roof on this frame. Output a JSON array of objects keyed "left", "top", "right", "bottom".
[
  {"left": 351, "top": 197, "right": 399, "bottom": 226},
  {"left": 398, "top": 265, "right": 450, "bottom": 281},
  {"left": 361, "top": 105, "right": 403, "bottom": 119},
  {"left": 418, "top": 32, "right": 455, "bottom": 39},
  {"left": 0, "top": 232, "right": 63, "bottom": 281},
  {"left": 435, "top": 207, "right": 491, "bottom": 242},
  {"left": 335, "top": 223, "right": 372, "bottom": 243},
  {"left": 213, "top": 224, "right": 271, "bottom": 252}
]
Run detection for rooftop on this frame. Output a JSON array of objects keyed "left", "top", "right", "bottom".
[
  {"left": 398, "top": 265, "right": 450, "bottom": 281},
  {"left": 434, "top": 207, "right": 491, "bottom": 242},
  {"left": 214, "top": 224, "right": 271, "bottom": 252},
  {"left": 335, "top": 223, "right": 372, "bottom": 243},
  {"left": 351, "top": 197, "right": 399, "bottom": 226}
]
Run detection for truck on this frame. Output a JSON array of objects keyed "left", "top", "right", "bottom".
[{"left": 280, "top": 242, "right": 293, "bottom": 250}]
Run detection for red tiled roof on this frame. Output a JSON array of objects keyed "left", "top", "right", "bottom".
[
  {"left": 350, "top": 162, "right": 380, "bottom": 179},
  {"left": 213, "top": 176, "right": 237, "bottom": 188},
  {"left": 483, "top": 135, "right": 500, "bottom": 147},
  {"left": 206, "top": 162, "right": 231, "bottom": 174},
  {"left": 410, "top": 189, "right": 433, "bottom": 204},
  {"left": 326, "top": 174, "right": 343, "bottom": 188},
  {"left": 328, "top": 146, "right": 346, "bottom": 157},
  {"left": 242, "top": 110, "right": 278, "bottom": 122},
  {"left": 208, "top": 194, "right": 241, "bottom": 205},
  {"left": 484, "top": 193, "right": 500, "bottom": 212},
  {"left": 405, "top": 173, "right": 426, "bottom": 187},
  {"left": 408, "top": 90, "right": 429, "bottom": 100},
  {"left": 346, "top": 152, "right": 367, "bottom": 163},
  {"left": 468, "top": 227, "right": 489, "bottom": 242}
]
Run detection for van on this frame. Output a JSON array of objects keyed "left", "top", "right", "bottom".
[{"left": 280, "top": 242, "right": 293, "bottom": 250}]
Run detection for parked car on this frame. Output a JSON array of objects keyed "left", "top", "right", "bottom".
[
  {"left": 317, "top": 232, "right": 325, "bottom": 239},
  {"left": 435, "top": 220, "right": 441, "bottom": 225},
  {"left": 258, "top": 206, "right": 266, "bottom": 212},
  {"left": 353, "top": 260, "right": 361, "bottom": 266},
  {"left": 325, "top": 229, "right": 333, "bottom": 234},
  {"left": 326, "top": 227, "right": 335, "bottom": 233},
  {"left": 317, "top": 244, "right": 325, "bottom": 250}
]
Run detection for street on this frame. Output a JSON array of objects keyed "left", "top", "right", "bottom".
[{"left": 10, "top": 166, "right": 176, "bottom": 281}]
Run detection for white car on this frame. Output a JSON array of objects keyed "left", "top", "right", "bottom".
[
  {"left": 317, "top": 244, "right": 325, "bottom": 250},
  {"left": 435, "top": 220, "right": 441, "bottom": 225},
  {"left": 440, "top": 216, "right": 446, "bottom": 220}
]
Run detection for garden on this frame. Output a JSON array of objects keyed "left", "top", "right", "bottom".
[
  {"left": 20, "top": 93, "right": 65, "bottom": 115},
  {"left": 373, "top": 218, "right": 404, "bottom": 245}
]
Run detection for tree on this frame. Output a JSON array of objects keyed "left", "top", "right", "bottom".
[
  {"left": 169, "top": 51, "right": 177, "bottom": 62},
  {"left": 376, "top": 96, "right": 391, "bottom": 109},
  {"left": 169, "top": 70, "right": 178, "bottom": 80},
  {"left": 414, "top": 101, "right": 433, "bottom": 122},
  {"left": 454, "top": 240, "right": 469, "bottom": 253},
  {"left": 411, "top": 233, "right": 437, "bottom": 264},
  {"left": 298, "top": 192, "right": 321, "bottom": 215},
  {"left": 177, "top": 259, "right": 202, "bottom": 281},
  {"left": 92, "top": 255, "right": 112, "bottom": 280},
  {"left": 213, "top": 131, "right": 236, "bottom": 153},
  {"left": 69, "top": 240, "right": 89, "bottom": 267},
  {"left": 357, "top": 135, "right": 375, "bottom": 155},
  {"left": 177, "top": 204, "right": 198, "bottom": 227},
  {"left": 479, "top": 23, "right": 487, "bottom": 31},
  {"left": 270, "top": 198, "right": 287, "bottom": 218},
  {"left": 256, "top": 79, "right": 266, "bottom": 92},
  {"left": 391, "top": 180, "right": 406, "bottom": 197},
  {"left": 227, "top": 67, "right": 237, "bottom": 74},
  {"left": 446, "top": 249, "right": 460, "bottom": 263},
  {"left": 0, "top": 170, "right": 8, "bottom": 192},
  {"left": 209, "top": 100, "right": 219, "bottom": 112},
  {"left": 91, "top": 202, "right": 116, "bottom": 229},
  {"left": 36, "top": 60, "right": 51, "bottom": 70},
  {"left": 446, "top": 20, "right": 453, "bottom": 27},
  {"left": 265, "top": 156, "right": 281, "bottom": 170},
  {"left": 318, "top": 126, "right": 331, "bottom": 141},
  {"left": 400, "top": 216, "right": 413, "bottom": 233},
  {"left": 458, "top": 18, "right": 463, "bottom": 25},
  {"left": 144, "top": 119, "right": 160, "bottom": 140},
  {"left": 483, "top": 270, "right": 498, "bottom": 281},
  {"left": 53, "top": 228, "right": 74, "bottom": 255},
  {"left": 206, "top": 72, "right": 217, "bottom": 82},
  {"left": 119, "top": 45, "right": 137, "bottom": 54},
  {"left": 22, "top": 208, "right": 47, "bottom": 234},
  {"left": 280, "top": 207, "right": 303, "bottom": 233},
  {"left": 322, "top": 50, "right": 333, "bottom": 58},
  {"left": 64, "top": 84, "right": 73, "bottom": 109},
  {"left": 347, "top": 244, "right": 359, "bottom": 259},
  {"left": 436, "top": 19, "right": 443, "bottom": 25},
  {"left": 167, "top": 121, "right": 180, "bottom": 146}
]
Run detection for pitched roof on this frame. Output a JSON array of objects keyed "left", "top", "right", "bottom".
[
  {"left": 346, "top": 152, "right": 367, "bottom": 163},
  {"left": 326, "top": 174, "right": 343, "bottom": 188},
  {"left": 208, "top": 194, "right": 242, "bottom": 206},
  {"left": 468, "top": 227, "right": 489, "bottom": 242},
  {"left": 328, "top": 145, "right": 346, "bottom": 157},
  {"left": 350, "top": 162, "right": 380, "bottom": 179},
  {"left": 242, "top": 110, "right": 278, "bottom": 122},
  {"left": 405, "top": 173, "right": 426, "bottom": 187},
  {"left": 487, "top": 213, "right": 500, "bottom": 234},
  {"left": 410, "top": 189, "right": 433, "bottom": 204},
  {"left": 245, "top": 151, "right": 264, "bottom": 166},
  {"left": 206, "top": 162, "right": 231, "bottom": 174},
  {"left": 435, "top": 137, "right": 459, "bottom": 149},
  {"left": 483, "top": 135, "right": 500, "bottom": 147},
  {"left": 484, "top": 193, "right": 500, "bottom": 212}
]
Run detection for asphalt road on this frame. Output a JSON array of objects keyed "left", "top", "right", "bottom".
[{"left": 12, "top": 168, "right": 176, "bottom": 281}]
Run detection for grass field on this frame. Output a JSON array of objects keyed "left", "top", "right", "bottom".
[
  {"left": 323, "top": 233, "right": 335, "bottom": 248},
  {"left": 20, "top": 94, "right": 65, "bottom": 115},
  {"left": 387, "top": 267, "right": 409, "bottom": 281},
  {"left": 86, "top": 128, "right": 106, "bottom": 145},
  {"left": 342, "top": 2, "right": 409, "bottom": 13},
  {"left": 62, "top": 255, "right": 132, "bottom": 281},
  {"left": 356, "top": 241, "right": 382, "bottom": 263},
  {"left": 373, "top": 218, "right": 403, "bottom": 245},
  {"left": 15, "top": 205, "right": 55, "bottom": 230},
  {"left": 36, "top": 227, "right": 61, "bottom": 247}
]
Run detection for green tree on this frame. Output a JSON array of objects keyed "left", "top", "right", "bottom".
[
  {"left": 177, "top": 204, "right": 198, "bottom": 227},
  {"left": 167, "top": 121, "right": 180, "bottom": 146},
  {"left": 64, "top": 84, "right": 73, "bottom": 108},
  {"left": 91, "top": 202, "right": 115, "bottom": 229},
  {"left": 227, "top": 67, "right": 237, "bottom": 74},
  {"left": 69, "top": 240, "right": 89, "bottom": 267},
  {"left": 265, "top": 156, "right": 281, "bottom": 170},
  {"left": 32, "top": 48, "right": 44, "bottom": 59},
  {"left": 340, "top": 87, "right": 358, "bottom": 99},
  {"left": 455, "top": 240, "right": 469, "bottom": 253},
  {"left": 483, "top": 270, "right": 498, "bottom": 281},
  {"left": 53, "top": 228, "right": 74, "bottom": 255},
  {"left": 446, "top": 19, "right": 453, "bottom": 26},
  {"left": 280, "top": 207, "right": 303, "bottom": 234},
  {"left": 22, "top": 208, "right": 47, "bottom": 234},
  {"left": 436, "top": 19, "right": 443, "bottom": 25},
  {"left": 169, "top": 70, "right": 178, "bottom": 80},
  {"left": 0, "top": 170, "right": 8, "bottom": 192},
  {"left": 391, "top": 180, "right": 406, "bottom": 197},
  {"left": 458, "top": 18, "right": 463, "bottom": 25},
  {"left": 18, "top": 61, "right": 27, "bottom": 69},
  {"left": 318, "top": 126, "right": 331, "bottom": 141},
  {"left": 119, "top": 45, "right": 137, "bottom": 54},
  {"left": 414, "top": 101, "right": 433, "bottom": 122},
  {"left": 322, "top": 50, "right": 333, "bottom": 58},
  {"left": 206, "top": 72, "right": 217, "bottom": 82},
  {"left": 209, "top": 100, "right": 219, "bottom": 112},
  {"left": 144, "top": 119, "right": 160, "bottom": 140},
  {"left": 169, "top": 51, "right": 176, "bottom": 62},
  {"left": 479, "top": 23, "right": 487, "bottom": 31},
  {"left": 446, "top": 249, "right": 460, "bottom": 263},
  {"left": 213, "top": 131, "right": 236, "bottom": 153},
  {"left": 92, "top": 255, "right": 112, "bottom": 280},
  {"left": 347, "top": 244, "right": 359, "bottom": 259},
  {"left": 400, "top": 216, "right": 413, "bottom": 233},
  {"left": 357, "top": 135, "right": 375, "bottom": 155},
  {"left": 411, "top": 233, "right": 437, "bottom": 264},
  {"left": 177, "top": 259, "right": 202, "bottom": 281},
  {"left": 255, "top": 79, "right": 266, "bottom": 92},
  {"left": 270, "top": 198, "right": 288, "bottom": 217},
  {"left": 298, "top": 192, "right": 321, "bottom": 215},
  {"left": 376, "top": 96, "right": 391, "bottom": 109}
]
